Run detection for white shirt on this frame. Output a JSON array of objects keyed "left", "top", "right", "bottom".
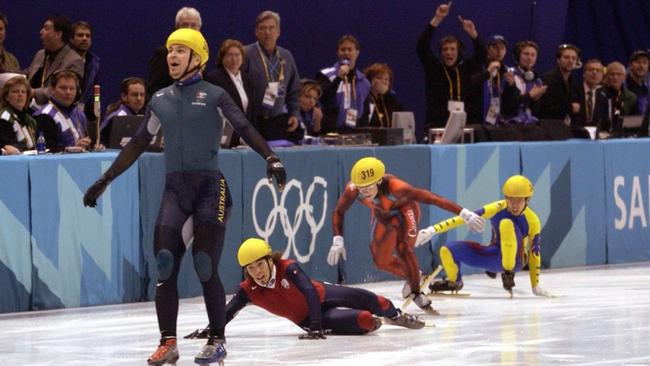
[{"left": 227, "top": 69, "right": 249, "bottom": 114}]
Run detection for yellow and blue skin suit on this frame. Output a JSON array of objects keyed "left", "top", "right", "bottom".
[{"left": 432, "top": 199, "right": 541, "bottom": 288}]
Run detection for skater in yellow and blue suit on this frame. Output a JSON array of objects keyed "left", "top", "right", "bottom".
[{"left": 415, "top": 175, "right": 552, "bottom": 297}]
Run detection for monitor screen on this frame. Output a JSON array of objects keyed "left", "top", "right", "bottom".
[
  {"left": 392, "top": 111, "right": 416, "bottom": 144},
  {"left": 441, "top": 111, "right": 467, "bottom": 144}
]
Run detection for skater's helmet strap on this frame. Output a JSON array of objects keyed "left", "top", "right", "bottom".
[
  {"left": 238, "top": 238, "right": 272, "bottom": 266},
  {"left": 351, "top": 157, "right": 385, "bottom": 187},
  {"left": 503, "top": 175, "right": 534, "bottom": 198}
]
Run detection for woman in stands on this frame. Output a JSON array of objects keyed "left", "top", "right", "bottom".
[
  {"left": 0, "top": 76, "right": 37, "bottom": 155},
  {"left": 358, "top": 63, "right": 403, "bottom": 128},
  {"left": 205, "top": 39, "right": 255, "bottom": 147}
]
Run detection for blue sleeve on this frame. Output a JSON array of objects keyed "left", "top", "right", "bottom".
[
  {"left": 225, "top": 286, "right": 251, "bottom": 325},
  {"left": 217, "top": 92, "right": 273, "bottom": 159},
  {"left": 285, "top": 263, "right": 321, "bottom": 322}
]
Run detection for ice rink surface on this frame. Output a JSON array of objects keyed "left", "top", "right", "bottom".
[{"left": 1, "top": 262, "right": 649, "bottom": 366}]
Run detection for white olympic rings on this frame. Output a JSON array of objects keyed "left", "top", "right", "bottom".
[{"left": 252, "top": 177, "right": 328, "bottom": 263}]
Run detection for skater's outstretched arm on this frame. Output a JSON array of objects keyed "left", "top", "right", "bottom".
[
  {"left": 83, "top": 110, "right": 158, "bottom": 207},
  {"left": 286, "top": 263, "right": 326, "bottom": 339}
]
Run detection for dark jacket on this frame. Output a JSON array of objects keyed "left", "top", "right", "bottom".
[
  {"left": 416, "top": 25, "right": 486, "bottom": 128},
  {"left": 537, "top": 67, "right": 579, "bottom": 120},
  {"left": 570, "top": 85, "right": 610, "bottom": 131}
]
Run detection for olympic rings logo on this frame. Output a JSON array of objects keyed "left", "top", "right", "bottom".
[{"left": 252, "top": 177, "right": 327, "bottom": 263}]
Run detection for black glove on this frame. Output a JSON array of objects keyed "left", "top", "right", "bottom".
[
  {"left": 83, "top": 175, "right": 111, "bottom": 207},
  {"left": 501, "top": 270, "right": 515, "bottom": 291},
  {"left": 184, "top": 325, "right": 210, "bottom": 339},
  {"left": 266, "top": 154, "right": 286, "bottom": 191},
  {"left": 298, "top": 320, "right": 326, "bottom": 340}
]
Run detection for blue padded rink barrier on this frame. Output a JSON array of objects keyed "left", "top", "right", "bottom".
[{"left": 0, "top": 263, "right": 649, "bottom": 365}]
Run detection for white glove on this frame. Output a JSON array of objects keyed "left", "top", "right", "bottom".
[
  {"left": 327, "top": 236, "right": 347, "bottom": 266},
  {"left": 415, "top": 226, "right": 436, "bottom": 247},
  {"left": 532, "top": 286, "right": 554, "bottom": 297},
  {"left": 460, "top": 208, "right": 485, "bottom": 233}
]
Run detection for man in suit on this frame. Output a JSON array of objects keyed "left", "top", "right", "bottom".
[
  {"left": 25, "top": 15, "right": 84, "bottom": 107},
  {"left": 242, "top": 10, "right": 302, "bottom": 143},
  {"left": 537, "top": 44, "right": 581, "bottom": 122},
  {"left": 570, "top": 59, "right": 609, "bottom": 137}
]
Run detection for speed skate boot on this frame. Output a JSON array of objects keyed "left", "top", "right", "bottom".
[
  {"left": 385, "top": 309, "right": 425, "bottom": 329},
  {"left": 147, "top": 337, "right": 179, "bottom": 366},
  {"left": 412, "top": 292, "right": 439, "bottom": 315},
  {"left": 401, "top": 281, "right": 412, "bottom": 299},
  {"left": 429, "top": 279, "right": 464, "bottom": 293},
  {"left": 401, "top": 271, "right": 424, "bottom": 298},
  {"left": 194, "top": 337, "right": 227, "bottom": 365}
]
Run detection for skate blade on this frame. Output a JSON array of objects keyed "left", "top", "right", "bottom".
[
  {"left": 428, "top": 291, "right": 471, "bottom": 297},
  {"left": 194, "top": 360, "right": 224, "bottom": 366},
  {"left": 422, "top": 306, "right": 440, "bottom": 316}
]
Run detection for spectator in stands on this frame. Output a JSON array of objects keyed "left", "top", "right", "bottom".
[
  {"left": 0, "top": 13, "right": 20, "bottom": 73},
  {"left": 99, "top": 77, "right": 146, "bottom": 144},
  {"left": 25, "top": 15, "right": 84, "bottom": 107},
  {"left": 475, "top": 35, "right": 509, "bottom": 124},
  {"left": 570, "top": 59, "right": 610, "bottom": 136},
  {"left": 33, "top": 70, "right": 91, "bottom": 152},
  {"left": 297, "top": 79, "right": 323, "bottom": 137},
  {"left": 358, "top": 63, "right": 403, "bottom": 127},
  {"left": 625, "top": 50, "right": 650, "bottom": 116},
  {"left": 147, "top": 7, "right": 201, "bottom": 99},
  {"left": 206, "top": 39, "right": 255, "bottom": 147},
  {"left": 604, "top": 62, "right": 637, "bottom": 117},
  {"left": 316, "top": 35, "right": 370, "bottom": 133},
  {"left": 0, "top": 76, "right": 36, "bottom": 155},
  {"left": 416, "top": 1, "right": 486, "bottom": 129},
  {"left": 243, "top": 10, "right": 302, "bottom": 144},
  {"left": 501, "top": 41, "right": 546, "bottom": 124},
  {"left": 537, "top": 44, "right": 581, "bottom": 122},
  {"left": 70, "top": 21, "right": 100, "bottom": 123}
]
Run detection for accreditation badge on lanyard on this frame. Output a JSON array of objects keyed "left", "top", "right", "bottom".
[
  {"left": 485, "top": 97, "right": 500, "bottom": 125},
  {"left": 263, "top": 81, "right": 280, "bottom": 109},
  {"left": 345, "top": 108, "right": 358, "bottom": 127}
]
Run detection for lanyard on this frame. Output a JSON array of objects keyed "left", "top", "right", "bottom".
[
  {"left": 343, "top": 74, "right": 357, "bottom": 104},
  {"left": 488, "top": 72, "right": 501, "bottom": 99},
  {"left": 443, "top": 66, "right": 461, "bottom": 101},
  {"left": 370, "top": 94, "right": 390, "bottom": 127},
  {"left": 257, "top": 44, "right": 284, "bottom": 83}
]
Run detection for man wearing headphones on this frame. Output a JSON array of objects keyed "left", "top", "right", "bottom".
[
  {"left": 33, "top": 70, "right": 91, "bottom": 152},
  {"left": 416, "top": 1, "right": 486, "bottom": 129},
  {"left": 500, "top": 41, "right": 547, "bottom": 124},
  {"left": 537, "top": 44, "right": 581, "bottom": 122}
]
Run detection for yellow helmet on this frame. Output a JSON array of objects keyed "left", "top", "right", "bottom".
[
  {"left": 166, "top": 28, "right": 209, "bottom": 66},
  {"left": 503, "top": 175, "right": 534, "bottom": 198},
  {"left": 350, "top": 157, "right": 385, "bottom": 187},
  {"left": 237, "top": 238, "right": 272, "bottom": 267}
]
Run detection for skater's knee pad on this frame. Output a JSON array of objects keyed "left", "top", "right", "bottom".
[
  {"left": 377, "top": 295, "right": 392, "bottom": 312},
  {"left": 193, "top": 251, "right": 213, "bottom": 282},
  {"left": 356, "top": 311, "right": 378, "bottom": 333},
  {"left": 156, "top": 249, "right": 175, "bottom": 281},
  {"left": 440, "top": 246, "right": 459, "bottom": 282},
  {"left": 499, "top": 219, "right": 517, "bottom": 271}
]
